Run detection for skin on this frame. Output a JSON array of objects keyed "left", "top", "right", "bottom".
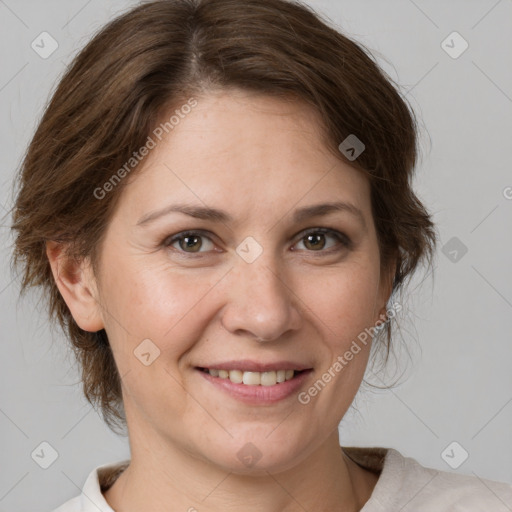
[{"left": 47, "top": 88, "right": 394, "bottom": 512}]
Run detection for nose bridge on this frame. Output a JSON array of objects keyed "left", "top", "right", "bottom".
[{"left": 221, "top": 238, "right": 301, "bottom": 341}]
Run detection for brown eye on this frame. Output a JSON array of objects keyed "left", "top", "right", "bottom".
[
  {"left": 303, "top": 233, "right": 327, "bottom": 251},
  {"left": 178, "top": 234, "right": 203, "bottom": 252},
  {"left": 294, "top": 228, "right": 351, "bottom": 253},
  {"left": 164, "top": 230, "right": 216, "bottom": 254}
]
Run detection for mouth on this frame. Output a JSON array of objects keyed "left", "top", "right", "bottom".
[
  {"left": 195, "top": 366, "right": 313, "bottom": 404},
  {"left": 196, "top": 367, "right": 309, "bottom": 386}
]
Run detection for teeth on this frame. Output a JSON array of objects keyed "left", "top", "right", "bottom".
[
  {"left": 229, "top": 370, "right": 243, "bottom": 384},
  {"left": 243, "top": 371, "right": 261, "bottom": 385},
  {"left": 207, "top": 368, "right": 298, "bottom": 385}
]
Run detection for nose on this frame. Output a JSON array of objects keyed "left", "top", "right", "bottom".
[{"left": 220, "top": 251, "right": 302, "bottom": 343}]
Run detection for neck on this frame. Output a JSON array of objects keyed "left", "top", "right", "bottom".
[{"left": 104, "top": 427, "right": 377, "bottom": 512}]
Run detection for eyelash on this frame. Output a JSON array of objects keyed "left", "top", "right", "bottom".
[{"left": 162, "top": 228, "right": 352, "bottom": 257}]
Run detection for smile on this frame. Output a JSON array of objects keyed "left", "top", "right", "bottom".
[
  {"left": 196, "top": 366, "right": 313, "bottom": 404},
  {"left": 198, "top": 368, "right": 303, "bottom": 386}
]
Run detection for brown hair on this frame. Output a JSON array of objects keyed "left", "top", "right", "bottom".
[{"left": 10, "top": 0, "right": 436, "bottom": 430}]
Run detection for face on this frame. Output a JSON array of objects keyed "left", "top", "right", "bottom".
[{"left": 63, "top": 89, "right": 392, "bottom": 474}]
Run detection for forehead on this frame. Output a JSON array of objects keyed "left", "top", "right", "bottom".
[
  {"left": 120, "top": 89, "right": 371, "bottom": 224},
  {"left": 149, "top": 89, "right": 331, "bottom": 166}
]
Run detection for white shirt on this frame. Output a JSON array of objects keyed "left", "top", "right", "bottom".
[{"left": 52, "top": 446, "right": 512, "bottom": 511}]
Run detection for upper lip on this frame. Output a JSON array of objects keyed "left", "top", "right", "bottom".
[{"left": 196, "top": 359, "right": 313, "bottom": 372}]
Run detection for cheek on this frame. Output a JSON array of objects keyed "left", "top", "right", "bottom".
[
  {"left": 291, "top": 268, "right": 379, "bottom": 437},
  {"left": 102, "top": 247, "right": 380, "bottom": 358},
  {"left": 98, "top": 263, "right": 220, "bottom": 418},
  {"left": 100, "top": 257, "right": 221, "bottom": 362},
  {"left": 298, "top": 260, "right": 380, "bottom": 342}
]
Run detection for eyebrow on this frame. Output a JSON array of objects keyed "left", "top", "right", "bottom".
[{"left": 136, "top": 201, "right": 367, "bottom": 230}]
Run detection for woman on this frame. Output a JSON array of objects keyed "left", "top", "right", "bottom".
[{"left": 11, "top": 0, "right": 512, "bottom": 510}]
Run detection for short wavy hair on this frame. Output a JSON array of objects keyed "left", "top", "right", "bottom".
[{"left": 10, "top": 0, "right": 436, "bottom": 431}]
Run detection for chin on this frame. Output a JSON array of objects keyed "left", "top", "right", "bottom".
[{"left": 198, "top": 429, "right": 310, "bottom": 475}]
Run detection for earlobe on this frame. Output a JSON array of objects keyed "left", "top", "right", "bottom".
[
  {"left": 375, "top": 259, "right": 397, "bottom": 324},
  {"left": 46, "top": 241, "right": 104, "bottom": 332}
]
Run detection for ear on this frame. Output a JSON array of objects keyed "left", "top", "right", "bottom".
[
  {"left": 46, "top": 241, "right": 104, "bottom": 332},
  {"left": 375, "top": 257, "right": 397, "bottom": 323}
]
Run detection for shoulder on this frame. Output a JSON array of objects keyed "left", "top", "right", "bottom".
[
  {"left": 51, "top": 460, "right": 130, "bottom": 512},
  {"left": 52, "top": 495, "right": 81, "bottom": 512},
  {"left": 342, "top": 446, "right": 512, "bottom": 511}
]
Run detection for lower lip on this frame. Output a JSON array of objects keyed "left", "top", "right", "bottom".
[{"left": 196, "top": 368, "right": 313, "bottom": 405}]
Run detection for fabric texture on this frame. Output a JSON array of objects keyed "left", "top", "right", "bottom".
[{"left": 52, "top": 446, "right": 512, "bottom": 511}]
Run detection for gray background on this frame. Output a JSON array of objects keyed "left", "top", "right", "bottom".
[{"left": 1, "top": 0, "right": 511, "bottom": 510}]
